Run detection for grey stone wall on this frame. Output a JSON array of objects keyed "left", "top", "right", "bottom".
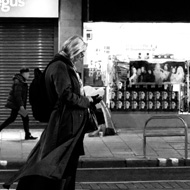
[
  {"left": 59, "top": 0, "right": 82, "bottom": 48},
  {"left": 59, "top": 0, "right": 83, "bottom": 73}
]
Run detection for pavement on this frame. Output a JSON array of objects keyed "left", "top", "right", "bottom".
[
  {"left": 0, "top": 127, "right": 190, "bottom": 168},
  {"left": 1, "top": 128, "right": 190, "bottom": 190}
]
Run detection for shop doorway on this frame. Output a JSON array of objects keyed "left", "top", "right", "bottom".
[{"left": 0, "top": 18, "right": 58, "bottom": 127}]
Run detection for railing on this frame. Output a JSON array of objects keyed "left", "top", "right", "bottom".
[{"left": 143, "top": 115, "right": 188, "bottom": 159}]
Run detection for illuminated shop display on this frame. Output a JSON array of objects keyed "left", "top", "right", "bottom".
[
  {"left": 108, "top": 58, "right": 188, "bottom": 113},
  {"left": 83, "top": 22, "right": 190, "bottom": 113}
]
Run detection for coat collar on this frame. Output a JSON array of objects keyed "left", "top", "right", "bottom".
[
  {"left": 52, "top": 53, "right": 73, "bottom": 68},
  {"left": 13, "top": 74, "right": 26, "bottom": 83},
  {"left": 51, "top": 53, "right": 80, "bottom": 83}
]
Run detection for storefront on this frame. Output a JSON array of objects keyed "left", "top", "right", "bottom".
[
  {"left": 83, "top": 22, "right": 190, "bottom": 129},
  {"left": 0, "top": 0, "right": 83, "bottom": 127},
  {"left": 0, "top": 0, "right": 59, "bottom": 127}
]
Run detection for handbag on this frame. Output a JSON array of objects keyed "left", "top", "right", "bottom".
[
  {"left": 18, "top": 107, "right": 28, "bottom": 117},
  {"left": 85, "top": 107, "right": 99, "bottom": 133},
  {"left": 104, "top": 128, "right": 116, "bottom": 136}
]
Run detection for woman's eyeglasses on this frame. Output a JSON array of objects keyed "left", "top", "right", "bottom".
[{"left": 79, "top": 52, "right": 85, "bottom": 58}]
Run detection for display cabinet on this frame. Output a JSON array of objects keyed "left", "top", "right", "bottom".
[{"left": 108, "top": 59, "right": 189, "bottom": 113}]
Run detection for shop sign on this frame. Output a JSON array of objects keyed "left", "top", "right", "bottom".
[{"left": 0, "top": 0, "right": 58, "bottom": 17}]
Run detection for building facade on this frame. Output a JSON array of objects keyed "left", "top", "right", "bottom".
[{"left": 0, "top": 0, "right": 82, "bottom": 127}]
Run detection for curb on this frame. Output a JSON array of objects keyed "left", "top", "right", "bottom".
[
  {"left": 126, "top": 158, "right": 188, "bottom": 167},
  {"left": 1, "top": 158, "right": 190, "bottom": 169},
  {"left": 80, "top": 158, "right": 190, "bottom": 168}
]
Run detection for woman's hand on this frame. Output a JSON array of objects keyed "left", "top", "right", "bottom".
[{"left": 91, "top": 95, "right": 102, "bottom": 105}]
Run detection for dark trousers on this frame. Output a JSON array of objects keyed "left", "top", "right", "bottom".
[{"left": 0, "top": 109, "right": 30, "bottom": 136}]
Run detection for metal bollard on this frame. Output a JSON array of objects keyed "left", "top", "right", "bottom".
[{"left": 0, "top": 160, "right": 8, "bottom": 166}]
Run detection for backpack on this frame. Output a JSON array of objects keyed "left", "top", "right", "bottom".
[
  {"left": 29, "top": 64, "right": 52, "bottom": 123},
  {"left": 29, "top": 55, "right": 71, "bottom": 122}
]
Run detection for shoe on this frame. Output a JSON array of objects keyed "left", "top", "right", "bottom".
[
  {"left": 25, "top": 135, "right": 38, "bottom": 140},
  {"left": 3, "top": 184, "right": 10, "bottom": 189}
]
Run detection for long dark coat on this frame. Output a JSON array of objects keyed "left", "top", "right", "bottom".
[{"left": 4, "top": 54, "right": 90, "bottom": 189}]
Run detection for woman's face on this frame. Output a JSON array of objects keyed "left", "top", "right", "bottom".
[
  {"left": 73, "top": 51, "right": 85, "bottom": 63},
  {"left": 110, "top": 101, "right": 115, "bottom": 108},
  {"left": 137, "top": 68, "right": 141, "bottom": 75},
  {"left": 141, "top": 67, "right": 145, "bottom": 72},
  {"left": 164, "top": 64, "right": 168, "bottom": 70},
  {"left": 126, "top": 101, "right": 130, "bottom": 108},
  {"left": 132, "top": 67, "right": 137, "bottom": 74}
]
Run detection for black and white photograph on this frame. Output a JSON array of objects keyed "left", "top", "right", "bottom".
[{"left": 1, "top": 1, "right": 190, "bottom": 190}]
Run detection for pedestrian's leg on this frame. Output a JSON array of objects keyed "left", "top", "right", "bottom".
[
  {"left": 21, "top": 115, "right": 37, "bottom": 140},
  {"left": 21, "top": 115, "right": 32, "bottom": 139},
  {"left": 21, "top": 115, "right": 30, "bottom": 137},
  {"left": 0, "top": 109, "right": 18, "bottom": 131}
]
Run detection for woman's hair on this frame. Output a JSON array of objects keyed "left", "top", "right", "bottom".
[{"left": 60, "top": 35, "right": 87, "bottom": 60}]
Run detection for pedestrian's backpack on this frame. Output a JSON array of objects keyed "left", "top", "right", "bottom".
[{"left": 29, "top": 64, "right": 52, "bottom": 123}]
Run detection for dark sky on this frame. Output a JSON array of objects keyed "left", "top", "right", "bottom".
[{"left": 86, "top": 0, "right": 190, "bottom": 22}]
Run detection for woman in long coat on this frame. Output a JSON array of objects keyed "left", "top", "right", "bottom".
[{"left": 3, "top": 35, "right": 101, "bottom": 190}]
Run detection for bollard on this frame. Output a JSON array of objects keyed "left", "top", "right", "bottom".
[
  {"left": 0, "top": 160, "right": 8, "bottom": 166},
  {"left": 170, "top": 158, "right": 179, "bottom": 166},
  {"left": 158, "top": 158, "right": 167, "bottom": 166}
]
